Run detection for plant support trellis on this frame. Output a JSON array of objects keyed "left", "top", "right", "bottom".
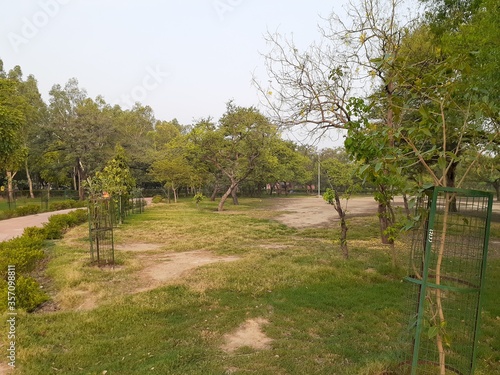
[
  {"left": 400, "top": 187, "right": 493, "bottom": 375},
  {"left": 88, "top": 196, "right": 114, "bottom": 265}
]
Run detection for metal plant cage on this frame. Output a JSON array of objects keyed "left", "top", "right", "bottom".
[
  {"left": 400, "top": 187, "right": 493, "bottom": 375},
  {"left": 130, "top": 189, "right": 146, "bottom": 214},
  {"left": 88, "top": 197, "right": 115, "bottom": 265}
]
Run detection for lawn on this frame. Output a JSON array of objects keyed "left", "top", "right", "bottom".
[{"left": 3, "top": 198, "right": 499, "bottom": 374}]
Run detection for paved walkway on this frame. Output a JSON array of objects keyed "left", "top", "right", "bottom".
[{"left": 0, "top": 208, "right": 81, "bottom": 242}]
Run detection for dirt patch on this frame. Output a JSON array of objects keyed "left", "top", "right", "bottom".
[
  {"left": 0, "top": 363, "right": 13, "bottom": 375},
  {"left": 134, "top": 250, "right": 240, "bottom": 293},
  {"left": 42, "top": 246, "right": 239, "bottom": 312},
  {"left": 115, "top": 243, "right": 163, "bottom": 252},
  {"left": 221, "top": 318, "right": 272, "bottom": 353},
  {"left": 271, "top": 196, "right": 406, "bottom": 229},
  {"left": 271, "top": 196, "right": 377, "bottom": 228}
]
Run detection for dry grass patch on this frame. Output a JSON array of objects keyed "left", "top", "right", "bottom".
[{"left": 221, "top": 317, "right": 273, "bottom": 353}]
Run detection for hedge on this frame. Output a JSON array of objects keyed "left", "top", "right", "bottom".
[{"left": 0, "top": 208, "right": 88, "bottom": 312}]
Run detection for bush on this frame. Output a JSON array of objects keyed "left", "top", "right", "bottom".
[
  {"left": 49, "top": 199, "right": 87, "bottom": 211},
  {"left": 151, "top": 195, "right": 164, "bottom": 203},
  {"left": 14, "top": 204, "right": 41, "bottom": 216},
  {"left": 0, "top": 276, "right": 48, "bottom": 312},
  {"left": 0, "top": 236, "right": 45, "bottom": 276},
  {"left": 0, "top": 209, "right": 89, "bottom": 312},
  {"left": 22, "top": 226, "right": 47, "bottom": 241}
]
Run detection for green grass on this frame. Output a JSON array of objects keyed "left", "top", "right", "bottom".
[{"left": 2, "top": 197, "right": 499, "bottom": 374}]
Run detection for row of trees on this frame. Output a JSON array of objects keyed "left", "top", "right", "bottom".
[{"left": 0, "top": 66, "right": 333, "bottom": 211}]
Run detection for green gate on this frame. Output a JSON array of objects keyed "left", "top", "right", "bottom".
[{"left": 400, "top": 187, "right": 493, "bottom": 374}]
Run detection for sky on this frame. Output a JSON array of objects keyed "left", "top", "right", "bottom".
[{"left": 1, "top": 0, "right": 348, "bottom": 148}]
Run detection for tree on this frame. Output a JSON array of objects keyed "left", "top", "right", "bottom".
[
  {"left": 256, "top": 0, "right": 416, "bottom": 244},
  {"left": 94, "top": 145, "right": 136, "bottom": 224},
  {"left": 0, "top": 65, "right": 27, "bottom": 201},
  {"left": 49, "top": 81, "right": 118, "bottom": 199},
  {"left": 322, "top": 152, "right": 359, "bottom": 259},
  {"left": 149, "top": 135, "right": 197, "bottom": 203},
  {"left": 191, "top": 103, "right": 278, "bottom": 211},
  {"left": 112, "top": 104, "right": 156, "bottom": 185},
  {"left": 250, "top": 138, "right": 311, "bottom": 196},
  {"left": 7, "top": 67, "right": 48, "bottom": 198}
]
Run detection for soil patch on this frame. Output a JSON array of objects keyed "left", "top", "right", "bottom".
[
  {"left": 221, "top": 317, "right": 272, "bottom": 353},
  {"left": 0, "top": 363, "right": 13, "bottom": 375},
  {"left": 115, "top": 243, "right": 163, "bottom": 252},
  {"left": 135, "top": 250, "right": 240, "bottom": 293},
  {"left": 271, "top": 196, "right": 406, "bottom": 229}
]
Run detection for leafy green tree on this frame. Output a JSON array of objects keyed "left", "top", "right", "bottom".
[
  {"left": 268, "top": 139, "right": 311, "bottom": 195},
  {"left": 149, "top": 135, "right": 197, "bottom": 203},
  {"left": 191, "top": 103, "right": 278, "bottom": 211},
  {"left": 112, "top": 104, "right": 156, "bottom": 186},
  {"left": 49, "top": 81, "right": 119, "bottom": 199},
  {"left": 6, "top": 66, "right": 49, "bottom": 198},
  {"left": 93, "top": 145, "right": 135, "bottom": 224},
  {"left": 0, "top": 65, "right": 27, "bottom": 201}
]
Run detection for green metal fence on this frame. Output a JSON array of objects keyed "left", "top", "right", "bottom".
[{"left": 400, "top": 187, "right": 493, "bottom": 374}]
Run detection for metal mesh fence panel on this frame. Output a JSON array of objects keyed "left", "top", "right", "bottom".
[{"left": 399, "top": 187, "right": 493, "bottom": 375}]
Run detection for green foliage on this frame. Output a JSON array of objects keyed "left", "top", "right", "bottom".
[
  {"left": 48, "top": 199, "right": 86, "bottom": 211},
  {"left": 0, "top": 75, "right": 26, "bottom": 165},
  {"left": 0, "top": 236, "right": 45, "bottom": 276},
  {"left": 0, "top": 208, "right": 88, "bottom": 312},
  {"left": 94, "top": 144, "right": 136, "bottom": 196},
  {"left": 151, "top": 195, "right": 164, "bottom": 204},
  {"left": 0, "top": 276, "right": 49, "bottom": 312},
  {"left": 43, "top": 210, "right": 88, "bottom": 240},
  {"left": 193, "top": 192, "right": 205, "bottom": 205},
  {"left": 12, "top": 204, "right": 40, "bottom": 216}
]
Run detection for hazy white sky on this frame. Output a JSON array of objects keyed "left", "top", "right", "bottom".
[{"left": 1, "top": 0, "right": 347, "bottom": 147}]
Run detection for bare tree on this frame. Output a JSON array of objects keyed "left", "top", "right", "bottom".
[{"left": 255, "top": 0, "right": 418, "bottom": 244}]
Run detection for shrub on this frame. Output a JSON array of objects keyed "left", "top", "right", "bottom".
[
  {"left": 14, "top": 204, "right": 41, "bottom": 216},
  {"left": 0, "top": 276, "right": 48, "bottom": 312},
  {"left": 0, "top": 209, "right": 89, "bottom": 313},
  {"left": 0, "top": 236, "right": 45, "bottom": 276},
  {"left": 22, "top": 226, "right": 48, "bottom": 241},
  {"left": 151, "top": 195, "right": 164, "bottom": 203}
]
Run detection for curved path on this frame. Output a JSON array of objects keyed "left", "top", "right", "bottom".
[{"left": 0, "top": 209, "right": 81, "bottom": 242}]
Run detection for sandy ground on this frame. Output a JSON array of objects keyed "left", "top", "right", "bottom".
[{"left": 271, "top": 195, "right": 382, "bottom": 228}]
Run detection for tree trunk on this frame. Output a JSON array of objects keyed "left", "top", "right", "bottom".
[
  {"left": 25, "top": 160, "right": 35, "bottom": 199},
  {"left": 211, "top": 181, "right": 220, "bottom": 201},
  {"left": 6, "top": 171, "right": 17, "bottom": 205},
  {"left": 231, "top": 186, "right": 239, "bottom": 205},
  {"left": 378, "top": 202, "right": 392, "bottom": 244},
  {"left": 76, "top": 158, "right": 86, "bottom": 201},
  {"left": 403, "top": 194, "right": 410, "bottom": 219},
  {"left": 172, "top": 183, "right": 178, "bottom": 203},
  {"left": 445, "top": 161, "right": 458, "bottom": 211},
  {"left": 492, "top": 179, "right": 500, "bottom": 201},
  {"left": 218, "top": 181, "right": 238, "bottom": 211},
  {"left": 333, "top": 190, "right": 349, "bottom": 259}
]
